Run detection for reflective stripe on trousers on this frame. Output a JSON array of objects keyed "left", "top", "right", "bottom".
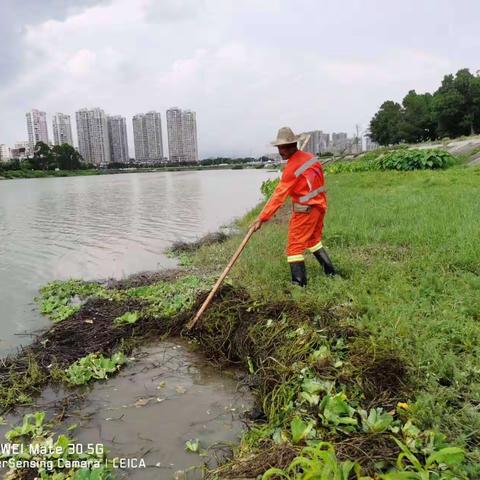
[
  {"left": 308, "top": 240, "right": 323, "bottom": 253},
  {"left": 287, "top": 254, "right": 305, "bottom": 263}
]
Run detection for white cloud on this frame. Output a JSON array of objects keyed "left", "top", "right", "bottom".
[
  {"left": 65, "top": 49, "right": 97, "bottom": 75},
  {"left": 0, "top": 0, "right": 478, "bottom": 156},
  {"left": 321, "top": 50, "right": 452, "bottom": 87}
]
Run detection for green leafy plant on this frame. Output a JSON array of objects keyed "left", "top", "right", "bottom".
[
  {"left": 113, "top": 311, "right": 139, "bottom": 326},
  {"left": 261, "top": 177, "right": 280, "bottom": 199},
  {"left": 380, "top": 439, "right": 467, "bottom": 480},
  {"left": 290, "top": 416, "right": 315, "bottom": 444},
  {"left": 185, "top": 439, "right": 200, "bottom": 453},
  {"left": 128, "top": 275, "right": 206, "bottom": 318},
  {"left": 326, "top": 148, "right": 456, "bottom": 174},
  {"left": 262, "top": 442, "right": 361, "bottom": 480},
  {"left": 6, "top": 411, "right": 46, "bottom": 441},
  {"left": 65, "top": 352, "right": 127, "bottom": 385},
  {"left": 318, "top": 393, "right": 358, "bottom": 431},
  {"left": 378, "top": 149, "right": 455, "bottom": 171},
  {"left": 73, "top": 469, "right": 115, "bottom": 480},
  {"left": 300, "top": 375, "right": 334, "bottom": 407},
  {"left": 359, "top": 408, "right": 394, "bottom": 433},
  {"left": 326, "top": 158, "right": 381, "bottom": 174},
  {"left": 1, "top": 412, "right": 114, "bottom": 479},
  {"left": 37, "top": 280, "right": 108, "bottom": 323}
]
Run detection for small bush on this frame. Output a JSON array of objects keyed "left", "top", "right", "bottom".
[
  {"left": 326, "top": 158, "right": 380, "bottom": 174},
  {"left": 378, "top": 149, "right": 456, "bottom": 171},
  {"left": 326, "top": 148, "right": 456, "bottom": 174},
  {"left": 261, "top": 177, "right": 280, "bottom": 199}
]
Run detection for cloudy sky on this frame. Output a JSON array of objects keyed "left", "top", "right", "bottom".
[{"left": 0, "top": 0, "right": 479, "bottom": 158}]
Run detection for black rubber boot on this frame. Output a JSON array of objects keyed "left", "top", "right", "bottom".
[
  {"left": 290, "top": 261, "right": 307, "bottom": 287},
  {"left": 313, "top": 247, "right": 336, "bottom": 276}
]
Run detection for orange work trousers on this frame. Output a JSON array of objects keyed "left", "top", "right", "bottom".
[{"left": 286, "top": 206, "right": 325, "bottom": 262}]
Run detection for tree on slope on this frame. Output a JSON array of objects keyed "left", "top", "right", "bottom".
[
  {"left": 433, "top": 69, "right": 480, "bottom": 137},
  {"left": 369, "top": 101, "right": 404, "bottom": 145},
  {"left": 400, "top": 90, "right": 437, "bottom": 143}
]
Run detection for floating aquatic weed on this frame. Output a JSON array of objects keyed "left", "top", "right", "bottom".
[{"left": 65, "top": 352, "right": 127, "bottom": 386}]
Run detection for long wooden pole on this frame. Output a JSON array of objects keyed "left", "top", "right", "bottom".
[
  {"left": 186, "top": 133, "right": 311, "bottom": 331},
  {"left": 186, "top": 225, "right": 256, "bottom": 330}
]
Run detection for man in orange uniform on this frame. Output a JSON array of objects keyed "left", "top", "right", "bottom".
[{"left": 251, "top": 127, "right": 336, "bottom": 286}]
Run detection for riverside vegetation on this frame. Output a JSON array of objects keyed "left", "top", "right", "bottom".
[
  {"left": 0, "top": 141, "right": 265, "bottom": 180},
  {"left": 0, "top": 148, "right": 479, "bottom": 479}
]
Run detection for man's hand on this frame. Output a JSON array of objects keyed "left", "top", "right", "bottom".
[{"left": 250, "top": 219, "right": 263, "bottom": 232}]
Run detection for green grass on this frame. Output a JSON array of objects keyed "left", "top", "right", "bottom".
[
  {"left": 4, "top": 164, "right": 479, "bottom": 477},
  {"left": 189, "top": 165, "right": 480, "bottom": 469}
]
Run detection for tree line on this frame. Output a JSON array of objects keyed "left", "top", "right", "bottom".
[
  {"left": 369, "top": 68, "right": 480, "bottom": 145},
  {"left": 0, "top": 142, "right": 86, "bottom": 171},
  {"left": 1, "top": 143, "right": 265, "bottom": 172}
]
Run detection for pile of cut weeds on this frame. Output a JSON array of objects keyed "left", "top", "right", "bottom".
[
  {"left": 170, "top": 231, "right": 229, "bottom": 253},
  {"left": 1, "top": 272, "right": 411, "bottom": 476},
  {"left": 191, "top": 286, "right": 410, "bottom": 476}
]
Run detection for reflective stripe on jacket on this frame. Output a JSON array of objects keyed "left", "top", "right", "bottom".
[{"left": 259, "top": 150, "right": 327, "bottom": 222}]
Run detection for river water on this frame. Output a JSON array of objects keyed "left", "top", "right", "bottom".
[
  {"left": 0, "top": 169, "right": 276, "bottom": 478},
  {"left": 0, "top": 169, "right": 275, "bottom": 355}
]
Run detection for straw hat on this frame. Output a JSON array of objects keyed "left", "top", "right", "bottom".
[{"left": 270, "top": 127, "right": 301, "bottom": 146}]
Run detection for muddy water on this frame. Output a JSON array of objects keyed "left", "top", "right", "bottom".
[
  {"left": 71, "top": 341, "right": 251, "bottom": 479},
  {"left": 0, "top": 341, "right": 251, "bottom": 478}
]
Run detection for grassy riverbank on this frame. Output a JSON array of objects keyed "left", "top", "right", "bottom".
[
  {"left": 186, "top": 164, "right": 480, "bottom": 476},
  {"left": 1, "top": 164, "right": 479, "bottom": 478},
  {"left": 0, "top": 169, "right": 101, "bottom": 179}
]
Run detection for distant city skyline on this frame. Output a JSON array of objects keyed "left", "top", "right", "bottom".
[
  {"left": 5, "top": 107, "right": 199, "bottom": 165},
  {"left": 0, "top": 106, "right": 377, "bottom": 164},
  {"left": 4, "top": 105, "right": 375, "bottom": 164}
]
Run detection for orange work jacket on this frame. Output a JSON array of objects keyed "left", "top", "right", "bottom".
[{"left": 259, "top": 150, "right": 327, "bottom": 222}]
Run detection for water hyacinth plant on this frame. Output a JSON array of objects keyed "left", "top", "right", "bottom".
[{"left": 65, "top": 352, "right": 127, "bottom": 386}]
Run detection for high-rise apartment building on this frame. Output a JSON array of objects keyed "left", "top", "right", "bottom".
[
  {"left": 166, "top": 107, "right": 198, "bottom": 163},
  {"left": 304, "top": 130, "right": 330, "bottom": 154},
  {"left": 26, "top": 109, "right": 49, "bottom": 150},
  {"left": 330, "top": 132, "right": 349, "bottom": 153},
  {"left": 108, "top": 115, "right": 129, "bottom": 164},
  {"left": 331, "top": 132, "right": 348, "bottom": 143},
  {"left": 132, "top": 111, "right": 164, "bottom": 164},
  {"left": 0, "top": 144, "right": 10, "bottom": 163},
  {"left": 76, "top": 108, "right": 111, "bottom": 166},
  {"left": 132, "top": 115, "right": 146, "bottom": 162},
  {"left": 52, "top": 113, "right": 73, "bottom": 146},
  {"left": 365, "top": 137, "right": 380, "bottom": 151},
  {"left": 166, "top": 108, "right": 183, "bottom": 163}
]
